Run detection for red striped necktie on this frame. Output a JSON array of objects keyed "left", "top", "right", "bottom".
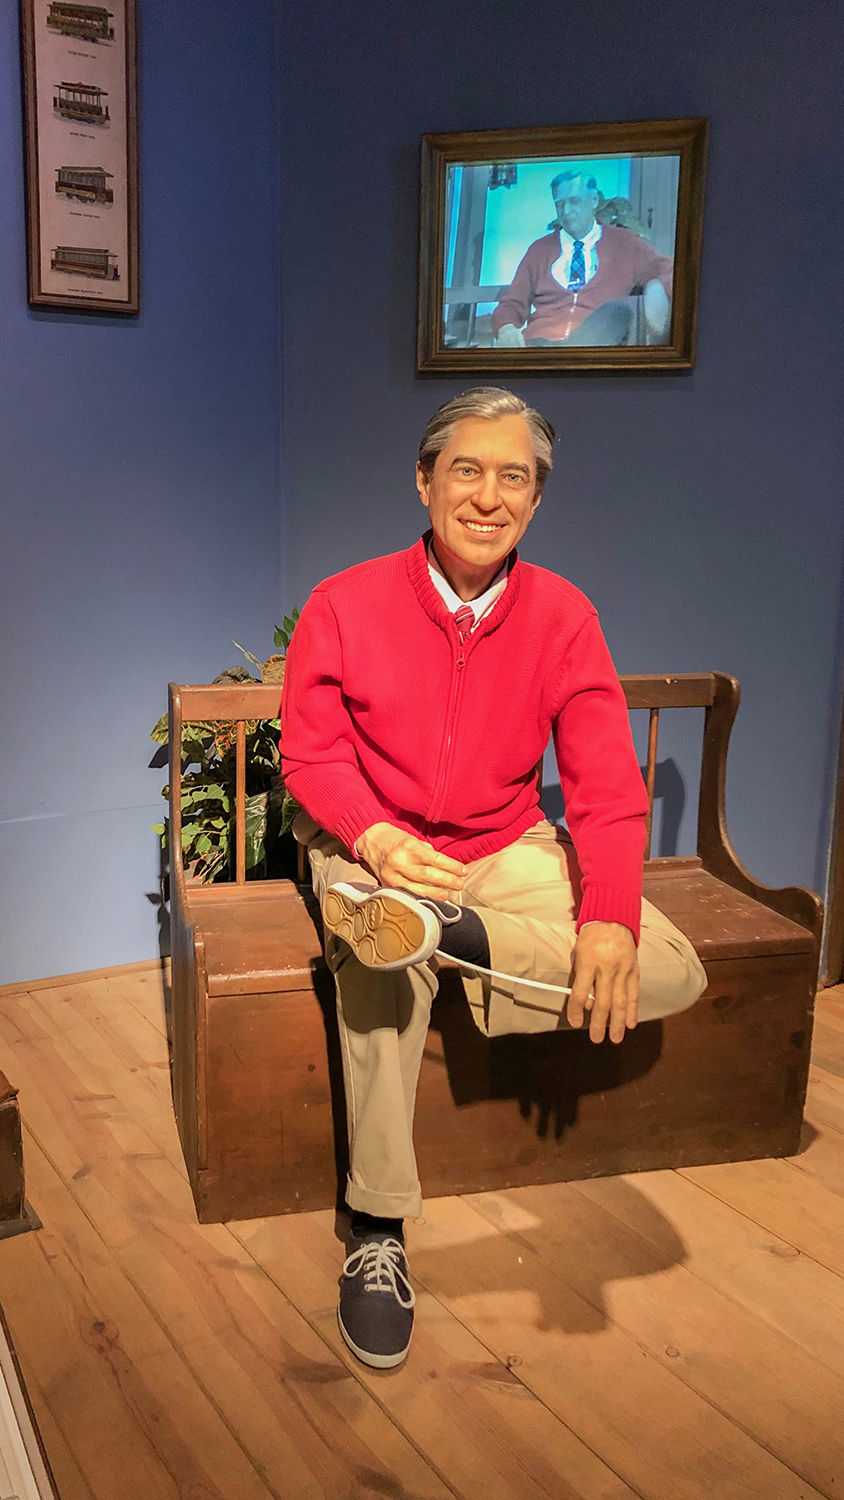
[{"left": 453, "top": 604, "right": 475, "bottom": 641}]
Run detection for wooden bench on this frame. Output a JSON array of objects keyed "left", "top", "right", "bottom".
[{"left": 168, "top": 673, "right": 822, "bottom": 1224}]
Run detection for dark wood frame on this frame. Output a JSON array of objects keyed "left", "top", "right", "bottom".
[
  {"left": 418, "top": 117, "right": 708, "bottom": 373},
  {"left": 20, "top": 0, "right": 139, "bottom": 315},
  {"left": 823, "top": 683, "right": 844, "bottom": 985}
]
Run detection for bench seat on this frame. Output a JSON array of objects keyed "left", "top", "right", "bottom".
[{"left": 641, "top": 857, "right": 814, "bottom": 960}]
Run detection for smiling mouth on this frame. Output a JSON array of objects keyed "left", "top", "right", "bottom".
[{"left": 459, "top": 519, "right": 506, "bottom": 534}]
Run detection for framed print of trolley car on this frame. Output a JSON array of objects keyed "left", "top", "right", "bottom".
[
  {"left": 417, "top": 118, "right": 707, "bottom": 372},
  {"left": 20, "top": 0, "right": 139, "bottom": 313}
]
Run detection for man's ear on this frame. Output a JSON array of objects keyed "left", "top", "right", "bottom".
[
  {"left": 416, "top": 462, "right": 430, "bottom": 509},
  {"left": 530, "top": 486, "right": 543, "bottom": 514}
]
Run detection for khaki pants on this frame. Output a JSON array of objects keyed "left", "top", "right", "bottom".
[{"left": 298, "top": 813, "right": 708, "bottom": 1219}]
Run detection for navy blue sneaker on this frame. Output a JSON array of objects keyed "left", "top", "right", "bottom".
[{"left": 337, "top": 1231, "right": 415, "bottom": 1369}]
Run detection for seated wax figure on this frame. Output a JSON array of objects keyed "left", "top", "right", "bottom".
[
  {"left": 280, "top": 387, "right": 706, "bottom": 1370},
  {"left": 492, "top": 169, "right": 673, "bottom": 348}
]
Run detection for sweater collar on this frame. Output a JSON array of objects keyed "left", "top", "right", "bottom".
[{"left": 407, "top": 531, "right": 521, "bottom": 637}]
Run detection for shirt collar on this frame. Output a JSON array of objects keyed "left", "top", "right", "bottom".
[
  {"left": 560, "top": 219, "right": 602, "bottom": 250},
  {"left": 427, "top": 541, "right": 510, "bottom": 626}
]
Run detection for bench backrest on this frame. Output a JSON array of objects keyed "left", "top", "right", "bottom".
[
  {"left": 169, "top": 670, "right": 736, "bottom": 880},
  {"left": 618, "top": 670, "right": 735, "bottom": 862},
  {"left": 168, "top": 682, "right": 285, "bottom": 898},
  {"left": 168, "top": 670, "right": 821, "bottom": 938}
]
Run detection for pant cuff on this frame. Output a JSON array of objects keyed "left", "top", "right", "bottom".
[{"left": 345, "top": 1176, "right": 423, "bottom": 1220}]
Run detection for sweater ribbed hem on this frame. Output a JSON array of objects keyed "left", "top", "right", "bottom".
[
  {"left": 435, "top": 805, "right": 545, "bottom": 862},
  {"left": 576, "top": 885, "right": 642, "bottom": 945},
  {"left": 332, "top": 802, "right": 546, "bottom": 866}
]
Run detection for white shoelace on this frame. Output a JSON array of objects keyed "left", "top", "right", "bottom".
[
  {"left": 393, "top": 892, "right": 591, "bottom": 1001},
  {"left": 421, "top": 897, "right": 586, "bottom": 998},
  {"left": 342, "top": 1237, "right": 416, "bottom": 1308},
  {"left": 435, "top": 949, "right": 579, "bottom": 997}
]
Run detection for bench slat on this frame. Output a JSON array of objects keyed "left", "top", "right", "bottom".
[
  {"left": 178, "top": 683, "right": 283, "bottom": 721},
  {"left": 620, "top": 673, "right": 716, "bottom": 709}
]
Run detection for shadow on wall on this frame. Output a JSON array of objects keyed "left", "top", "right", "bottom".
[
  {"left": 146, "top": 739, "right": 171, "bottom": 961},
  {"left": 542, "top": 756, "right": 686, "bottom": 857}
]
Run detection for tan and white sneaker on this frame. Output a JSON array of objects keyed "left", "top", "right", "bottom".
[
  {"left": 323, "top": 882, "right": 581, "bottom": 1000},
  {"left": 321, "top": 883, "right": 455, "bottom": 970}
]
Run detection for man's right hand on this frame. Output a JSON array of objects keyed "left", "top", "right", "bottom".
[
  {"left": 496, "top": 324, "right": 525, "bottom": 347},
  {"left": 356, "top": 822, "right": 465, "bottom": 900}
]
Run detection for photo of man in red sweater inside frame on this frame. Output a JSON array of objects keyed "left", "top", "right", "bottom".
[
  {"left": 280, "top": 386, "right": 706, "bottom": 1371},
  {"left": 492, "top": 166, "right": 673, "bottom": 348}
]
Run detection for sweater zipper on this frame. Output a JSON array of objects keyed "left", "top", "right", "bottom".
[
  {"left": 562, "top": 290, "right": 578, "bottom": 340},
  {"left": 428, "top": 632, "right": 466, "bottom": 825}
]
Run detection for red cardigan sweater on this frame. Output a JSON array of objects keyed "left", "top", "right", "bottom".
[
  {"left": 491, "top": 224, "right": 673, "bottom": 343},
  {"left": 281, "top": 535, "right": 648, "bottom": 940}
]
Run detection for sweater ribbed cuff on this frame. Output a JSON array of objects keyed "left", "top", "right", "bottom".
[
  {"left": 335, "top": 802, "right": 387, "bottom": 859},
  {"left": 576, "top": 885, "right": 642, "bottom": 945}
]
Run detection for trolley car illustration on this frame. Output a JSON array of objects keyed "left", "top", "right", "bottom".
[
  {"left": 51, "top": 245, "right": 119, "bottom": 279},
  {"left": 54, "top": 82, "right": 109, "bottom": 124},
  {"left": 46, "top": 4, "right": 114, "bottom": 42},
  {"left": 55, "top": 166, "right": 113, "bottom": 204}
]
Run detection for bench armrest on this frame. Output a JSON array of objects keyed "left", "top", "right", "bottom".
[{"left": 698, "top": 672, "right": 823, "bottom": 943}]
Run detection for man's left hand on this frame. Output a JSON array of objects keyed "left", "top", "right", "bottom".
[{"left": 566, "top": 922, "right": 639, "bottom": 1044}]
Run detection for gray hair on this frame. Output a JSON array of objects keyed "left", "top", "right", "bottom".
[
  {"left": 550, "top": 169, "right": 598, "bottom": 199},
  {"left": 418, "top": 387, "right": 555, "bottom": 489}
]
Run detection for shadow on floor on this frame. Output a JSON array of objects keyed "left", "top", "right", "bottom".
[{"left": 407, "top": 1175, "right": 689, "bottom": 1335}]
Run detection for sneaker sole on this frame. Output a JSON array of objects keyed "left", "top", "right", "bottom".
[
  {"left": 337, "top": 1306, "right": 412, "bottom": 1369},
  {"left": 322, "top": 889, "right": 432, "bottom": 969}
]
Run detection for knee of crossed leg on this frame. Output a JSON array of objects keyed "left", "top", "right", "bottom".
[
  {"left": 335, "top": 959, "right": 424, "bottom": 1036},
  {"left": 659, "top": 950, "right": 708, "bottom": 1019}
]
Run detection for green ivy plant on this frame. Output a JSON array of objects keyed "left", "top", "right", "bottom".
[{"left": 151, "top": 612, "right": 301, "bottom": 883}]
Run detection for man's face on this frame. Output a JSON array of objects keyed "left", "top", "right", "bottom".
[
  {"left": 553, "top": 176, "right": 598, "bottom": 241},
  {"left": 416, "top": 414, "right": 542, "bottom": 575}
]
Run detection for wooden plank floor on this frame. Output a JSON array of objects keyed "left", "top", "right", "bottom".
[{"left": 0, "top": 968, "right": 841, "bottom": 1500}]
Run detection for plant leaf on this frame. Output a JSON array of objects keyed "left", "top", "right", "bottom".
[
  {"left": 244, "top": 791, "right": 268, "bottom": 869},
  {"left": 213, "top": 666, "right": 255, "bottom": 685},
  {"left": 280, "top": 790, "right": 301, "bottom": 836},
  {"left": 200, "top": 846, "right": 228, "bottom": 883},
  {"left": 261, "top": 654, "right": 286, "bottom": 685},
  {"left": 233, "top": 642, "right": 264, "bottom": 675},
  {"left": 150, "top": 713, "right": 169, "bottom": 744}
]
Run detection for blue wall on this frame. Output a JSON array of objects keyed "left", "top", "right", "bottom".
[
  {"left": 2, "top": 0, "right": 842, "bottom": 984},
  {"left": 278, "top": 0, "right": 844, "bottom": 900},
  {"left": 0, "top": 0, "right": 282, "bottom": 982}
]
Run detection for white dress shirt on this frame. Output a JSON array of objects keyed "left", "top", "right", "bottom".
[
  {"left": 427, "top": 544, "right": 509, "bottom": 630},
  {"left": 551, "top": 220, "right": 602, "bottom": 289}
]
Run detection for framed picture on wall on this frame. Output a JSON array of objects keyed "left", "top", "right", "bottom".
[
  {"left": 20, "top": 0, "right": 139, "bottom": 314},
  {"left": 418, "top": 117, "right": 707, "bottom": 373}
]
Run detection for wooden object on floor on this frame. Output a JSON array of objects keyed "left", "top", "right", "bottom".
[
  {"left": 0, "top": 1071, "right": 38, "bottom": 1242},
  {"left": 0, "top": 1075, "right": 24, "bottom": 1231},
  {"left": 168, "top": 673, "right": 822, "bottom": 1224}
]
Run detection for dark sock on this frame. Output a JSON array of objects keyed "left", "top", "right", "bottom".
[
  {"left": 350, "top": 1209, "right": 404, "bottom": 1242},
  {"left": 431, "top": 904, "right": 490, "bottom": 968}
]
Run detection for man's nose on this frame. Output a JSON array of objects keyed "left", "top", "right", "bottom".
[{"left": 470, "top": 471, "right": 503, "bottom": 511}]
